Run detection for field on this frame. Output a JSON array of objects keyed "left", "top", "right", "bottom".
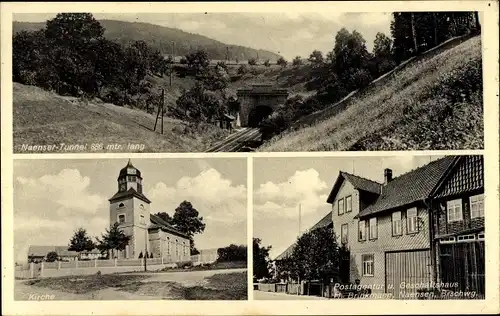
[
  {"left": 260, "top": 36, "right": 483, "bottom": 152},
  {"left": 13, "top": 83, "right": 228, "bottom": 153},
  {"left": 16, "top": 269, "right": 247, "bottom": 300}
]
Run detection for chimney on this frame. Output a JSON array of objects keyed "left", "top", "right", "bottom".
[{"left": 384, "top": 168, "right": 393, "bottom": 184}]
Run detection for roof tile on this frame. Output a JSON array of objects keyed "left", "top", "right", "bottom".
[{"left": 357, "top": 156, "right": 457, "bottom": 218}]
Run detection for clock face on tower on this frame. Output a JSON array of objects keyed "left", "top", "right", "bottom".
[{"left": 119, "top": 183, "right": 126, "bottom": 192}]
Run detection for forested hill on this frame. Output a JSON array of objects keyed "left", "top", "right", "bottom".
[{"left": 13, "top": 19, "right": 282, "bottom": 61}]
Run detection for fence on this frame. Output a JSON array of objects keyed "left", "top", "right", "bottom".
[
  {"left": 256, "top": 282, "right": 303, "bottom": 295},
  {"left": 15, "top": 258, "right": 181, "bottom": 279}
]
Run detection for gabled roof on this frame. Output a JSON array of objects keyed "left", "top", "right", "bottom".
[
  {"left": 149, "top": 214, "right": 189, "bottom": 239},
  {"left": 357, "top": 156, "right": 458, "bottom": 219},
  {"left": 432, "top": 155, "right": 483, "bottom": 199},
  {"left": 28, "top": 246, "right": 79, "bottom": 257},
  {"left": 327, "top": 171, "right": 382, "bottom": 203},
  {"left": 275, "top": 211, "right": 332, "bottom": 261},
  {"left": 108, "top": 188, "right": 151, "bottom": 204}
]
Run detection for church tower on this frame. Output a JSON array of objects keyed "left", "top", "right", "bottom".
[{"left": 108, "top": 159, "right": 151, "bottom": 259}]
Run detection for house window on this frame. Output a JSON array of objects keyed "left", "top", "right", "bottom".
[
  {"left": 362, "top": 254, "right": 374, "bottom": 276},
  {"left": 369, "top": 218, "right": 377, "bottom": 239},
  {"left": 407, "top": 208, "right": 418, "bottom": 234},
  {"left": 166, "top": 237, "right": 170, "bottom": 254},
  {"left": 345, "top": 196, "right": 352, "bottom": 213},
  {"left": 447, "top": 199, "right": 463, "bottom": 222},
  {"left": 392, "top": 211, "right": 402, "bottom": 236},
  {"left": 139, "top": 215, "right": 145, "bottom": 225},
  {"left": 118, "top": 214, "right": 126, "bottom": 223},
  {"left": 338, "top": 198, "right": 344, "bottom": 215},
  {"left": 470, "top": 194, "right": 484, "bottom": 219},
  {"left": 358, "top": 220, "right": 366, "bottom": 241},
  {"left": 118, "top": 203, "right": 125, "bottom": 208},
  {"left": 341, "top": 223, "right": 348, "bottom": 245}
]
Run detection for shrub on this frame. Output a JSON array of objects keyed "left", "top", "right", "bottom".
[
  {"left": 217, "top": 244, "right": 247, "bottom": 262},
  {"left": 237, "top": 64, "right": 249, "bottom": 75},
  {"left": 46, "top": 251, "right": 58, "bottom": 262}
]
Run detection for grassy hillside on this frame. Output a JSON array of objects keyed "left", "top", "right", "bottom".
[
  {"left": 13, "top": 83, "right": 228, "bottom": 153},
  {"left": 260, "top": 36, "right": 483, "bottom": 151},
  {"left": 13, "top": 20, "right": 281, "bottom": 62}
]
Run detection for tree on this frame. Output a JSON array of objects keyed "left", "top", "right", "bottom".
[
  {"left": 217, "top": 244, "right": 247, "bottom": 262},
  {"left": 96, "top": 222, "right": 131, "bottom": 258},
  {"left": 185, "top": 49, "right": 210, "bottom": 75},
  {"left": 45, "top": 13, "right": 104, "bottom": 46},
  {"left": 248, "top": 57, "right": 257, "bottom": 66},
  {"left": 46, "top": 251, "right": 58, "bottom": 262},
  {"left": 372, "top": 32, "right": 396, "bottom": 76},
  {"left": 172, "top": 201, "right": 206, "bottom": 238},
  {"left": 291, "top": 226, "right": 340, "bottom": 284},
  {"left": 155, "top": 212, "right": 173, "bottom": 224},
  {"left": 68, "top": 228, "right": 96, "bottom": 252},
  {"left": 155, "top": 201, "right": 206, "bottom": 255},
  {"left": 277, "top": 57, "right": 288, "bottom": 68},
  {"left": 263, "top": 59, "right": 271, "bottom": 67},
  {"left": 292, "top": 56, "right": 303, "bottom": 67},
  {"left": 253, "top": 238, "right": 272, "bottom": 280},
  {"left": 308, "top": 50, "right": 324, "bottom": 66},
  {"left": 138, "top": 251, "right": 143, "bottom": 259}
]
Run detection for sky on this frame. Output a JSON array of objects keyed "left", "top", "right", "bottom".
[
  {"left": 253, "top": 155, "right": 445, "bottom": 259},
  {"left": 13, "top": 158, "right": 247, "bottom": 263},
  {"left": 13, "top": 12, "right": 393, "bottom": 60}
]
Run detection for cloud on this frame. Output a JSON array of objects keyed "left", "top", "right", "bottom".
[
  {"left": 255, "top": 168, "right": 328, "bottom": 218},
  {"left": 148, "top": 168, "right": 247, "bottom": 249},
  {"left": 14, "top": 169, "right": 108, "bottom": 262}
]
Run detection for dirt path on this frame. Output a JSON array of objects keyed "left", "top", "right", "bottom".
[
  {"left": 14, "top": 268, "right": 247, "bottom": 300},
  {"left": 128, "top": 268, "right": 247, "bottom": 287}
]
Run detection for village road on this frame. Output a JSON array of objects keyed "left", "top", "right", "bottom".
[
  {"left": 128, "top": 267, "right": 247, "bottom": 287},
  {"left": 253, "top": 290, "right": 327, "bottom": 300}
]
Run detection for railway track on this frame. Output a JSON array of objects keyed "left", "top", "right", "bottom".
[{"left": 206, "top": 128, "right": 262, "bottom": 152}]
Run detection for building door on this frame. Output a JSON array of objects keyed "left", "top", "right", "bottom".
[
  {"left": 385, "top": 250, "right": 432, "bottom": 299},
  {"left": 439, "top": 241, "right": 485, "bottom": 296}
]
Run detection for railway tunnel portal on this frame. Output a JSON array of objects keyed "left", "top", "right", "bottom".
[{"left": 236, "top": 84, "right": 289, "bottom": 127}]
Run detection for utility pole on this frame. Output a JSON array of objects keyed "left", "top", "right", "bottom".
[
  {"left": 298, "top": 204, "right": 302, "bottom": 237},
  {"left": 144, "top": 225, "right": 148, "bottom": 272},
  {"left": 170, "top": 41, "right": 175, "bottom": 87},
  {"left": 153, "top": 89, "right": 165, "bottom": 134}
]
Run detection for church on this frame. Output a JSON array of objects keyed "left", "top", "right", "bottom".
[{"left": 108, "top": 159, "right": 191, "bottom": 261}]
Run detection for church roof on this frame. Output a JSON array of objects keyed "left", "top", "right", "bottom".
[
  {"left": 119, "top": 159, "right": 142, "bottom": 178},
  {"left": 108, "top": 187, "right": 151, "bottom": 204},
  {"left": 149, "top": 214, "right": 189, "bottom": 239}
]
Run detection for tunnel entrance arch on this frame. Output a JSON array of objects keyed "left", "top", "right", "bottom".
[
  {"left": 248, "top": 106, "right": 273, "bottom": 127},
  {"left": 236, "top": 84, "right": 289, "bottom": 127}
]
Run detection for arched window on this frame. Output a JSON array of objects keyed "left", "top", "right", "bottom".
[{"left": 118, "top": 203, "right": 125, "bottom": 208}]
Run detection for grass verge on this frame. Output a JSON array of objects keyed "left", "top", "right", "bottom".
[{"left": 260, "top": 36, "right": 482, "bottom": 151}]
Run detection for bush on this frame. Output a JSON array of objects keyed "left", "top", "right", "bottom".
[
  {"left": 217, "top": 244, "right": 247, "bottom": 262},
  {"left": 248, "top": 57, "right": 257, "bottom": 66},
  {"left": 237, "top": 64, "right": 249, "bottom": 75},
  {"left": 178, "top": 261, "right": 193, "bottom": 269},
  {"left": 46, "top": 251, "right": 58, "bottom": 262}
]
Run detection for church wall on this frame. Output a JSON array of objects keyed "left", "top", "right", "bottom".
[{"left": 152, "top": 230, "right": 191, "bottom": 263}]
